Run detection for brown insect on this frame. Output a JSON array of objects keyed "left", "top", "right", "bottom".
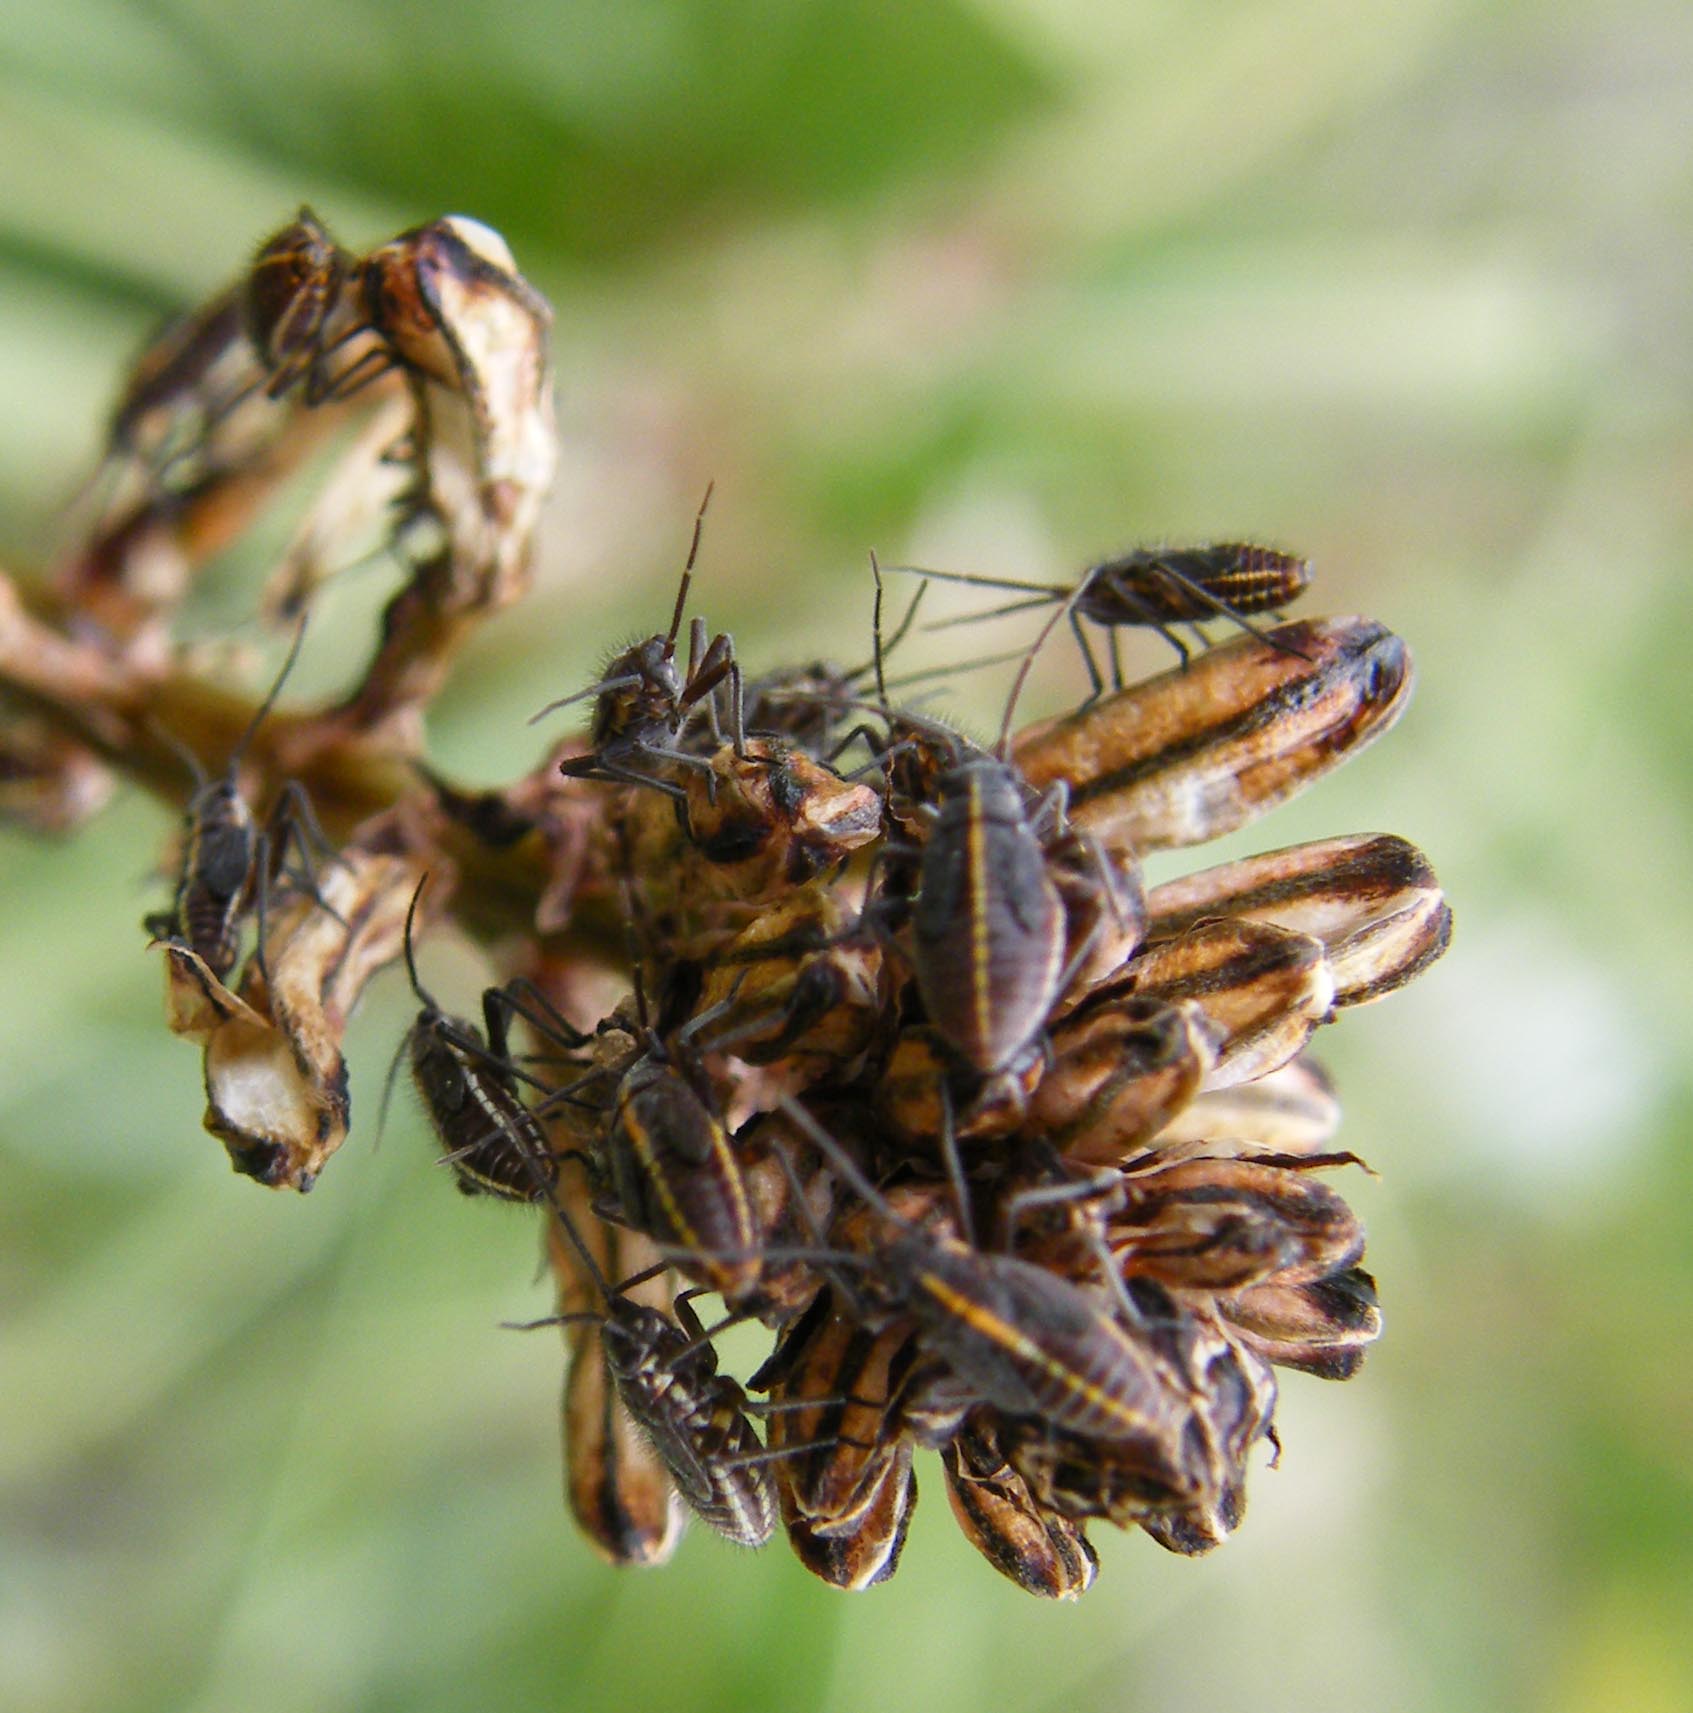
[
  {"left": 889, "top": 540, "right": 1312, "bottom": 694},
  {"left": 244, "top": 206, "right": 395, "bottom": 406},
  {"left": 775, "top": 1100, "right": 1197, "bottom": 1485},
  {"left": 517, "top": 1188, "right": 781, "bottom": 1551},
  {"left": 144, "top": 622, "right": 338, "bottom": 983},
  {"left": 391, "top": 879, "right": 564, "bottom": 1203},
  {"left": 534, "top": 486, "right": 744, "bottom": 803}
]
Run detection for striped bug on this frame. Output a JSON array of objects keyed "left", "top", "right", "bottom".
[
  {"left": 887, "top": 540, "right": 1313, "bottom": 695},
  {"left": 514, "top": 1161, "right": 785, "bottom": 1549},
  {"left": 144, "top": 621, "right": 340, "bottom": 983},
  {"left": 244, "top": 207, "right": 396, "bottom": 407},
  {"left": 391, "top": 877, "right": 577, "bottom": 1202},
  {"left": 533, "top": 485, "right": 744, "bottom": 805},
  {"left": 771, "top": 1100, "right": 1200, "bottom": 1493}
]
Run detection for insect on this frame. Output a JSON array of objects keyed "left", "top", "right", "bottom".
[
  {"left": 887, "top": 541, "right": 1313, "bottom": 696},
  {"left": 534, "top": 486, "right": 744, "bottom": 803},
  {"left": 389, "top": 879, "right": 571, "bottom": 1201},
  {"left": 517, "top": 1163, "right": 782, "bottom": 1549},
  {"left": 244, "top": 206, "right": 395, "bottom": 406},
  {"left": 774, "top": 1100, "right": 1198, "bottom": 1480},
  {"left": 598, "top": 1013, "right": 762, "bottom": 1304},
  {"left": 144, "top": 622, "right": 340, "bottom": 983}
]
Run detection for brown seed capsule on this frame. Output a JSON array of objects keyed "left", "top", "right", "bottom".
[
  {"left": 874, "top": 1025, "right": 1044, "bottom": 1150},
  {"left": 1139, "top": 1314, "right": 1279, "bottom": 1556},
  {"left": 659, "top": 739, "right": 884, "bottom": 903},
  {"left": 783, "top": 1440, "right": 916, "bottom": 1592},
  {"left": 1013, "top": 617, "right": 1414, "bottom": 854},
  {"left": 1143, "top": 832, "right": 1451, "bottom": 1008},
  {"left": 758, "top": 1289, "right": 919, "bottom": 1536},
  {"left": 1108, "top": 1156, "right": 1365, "bottom": 1293},
  {"left": 1114, "top": 917, "right": 1335, "bottom": 1090},
  {"left": 1221, "top": 1265, "right": 1382, "bottom": 1379},
  {"left": 1151, "top": 1056, "right": 1340, "bottom": 1155},
  {"left": 548, "top": 1215, "right": 684, "bottom": 1568},
  {"left": 1028, "top": 995, "right": 1221, "bottom": 1165},
  {"left": 691, "top": 887, "right": 885, "bottom": 1084},
  {"left": 943, "top": 1413, "right": 1098, "bottom": 1599}
]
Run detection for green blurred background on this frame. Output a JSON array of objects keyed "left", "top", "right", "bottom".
[{"left": 3, "top": 3, "right": 1691, "bottom": 1710}]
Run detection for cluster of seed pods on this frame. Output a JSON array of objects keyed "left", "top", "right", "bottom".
[{"left": 0, "top": 209, "right": 1450, "bottom": 1597}]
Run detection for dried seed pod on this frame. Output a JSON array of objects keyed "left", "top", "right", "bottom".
[
  {"left": 1143, "top": 833, "right": 1451, "bottom": 1007},
  {"left": 758, "top": 1290, "right": 918, "bottom": 1539},
  {"left": 1142, "top": 1320, "right": 1279, "bottom": 1555},
  {"left": 1013, "top": 617, "right": 1413, "bottom": 853},
  {"left": 1028, "top": 995, "right": 1221, "bottom": 1165},
  {"left": 1109, "top": 1157, "right": 1364, "bottom": 1293},
  {"left": 942, "top": 1414, "right": 1098, "bottom": 1599},
  {"left": 647, "top": 739, "right": 883, "bottom": 905},
  {"left": 1047, "top": 827, "right": 1147, "bottom": 1007},
  {"left": 1149, "top": 1056, "right": 1339, "bottom": 1154},
  {"left": 1115, "top": 917, "right": 1335, "bottom": 1090},
  {"left": 1222, "top": 1265, "right": 1382, "bottom": 1379},
  {"left": 358, "top": 215, "right": 555, "bottom": 515},
  {"left": 691, "top": 888, "right": 885, "bottom": 1083},
  {"left": 783, "top": 1440, "right": 916, "bottom": 1591},
  {"left": 547, "top": 1213, "right": 683, "bottom": 1568},
  {"left": 733, "top": 1113, "right": 838, "bottom": 1322},
  {"left": 192, "top": 842, "right": 423, "bottom": 1188}
]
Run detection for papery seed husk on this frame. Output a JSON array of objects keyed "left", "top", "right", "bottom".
[
  {"left": 783, "top": 1442, "right": 916, "bottom": 1591},
  {"left": 1114, "top": 917, "right": 1334, "bottom": 1090},
  {"left": 1110, "top": 1156, "right": 1364, "bottom": 1292},
  {"left": 1050, "top": 829, "right": 1147, "bottom": 1008},
  {"left": 547, "top": 1216, "right": 685, "bottom": 1567},
  {"left": 1028, "top": 995, "right": 1220, "bottom": 1165},
  {"left": 1013, "top": 618, "right": 1413, "bottom": 853},
  {"left": 943, "top": 1416, "right": 1097, "bottom": 1599},
  {"left": 1143, "top": 833, "right": 1450, "bottom": 1007},
  {"left": 1223, "top": 1265, "right": 1382, "bottom": 1378},
  {"left": 1147, "top": 1055, "right": 1340, "bottom": 1154},
  {"left": 875, "top": 1027, "right": 1043, "bottom": 1148},
  {"left": 764, "top": 1293, "right": 918, "bottom": 1531}
]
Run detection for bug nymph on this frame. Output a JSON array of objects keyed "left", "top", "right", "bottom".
[
  {"left": 775, "top": 1100, "right": 1200, "bottom": 1494},
  {"left": 144, "top": 621, "right": 339, "bottom": 983},
  {"left": 887, "top": 540, "right": 1312, "bottom": 697},
  {"left": 520, "top": 1165, "right": 780, "bottom": 1549},
  {"left": 600, "top": 1017, "right": 762, "bottom": 1305},
  {"left": 243, "top": 207, "right": 389, "bottom": 406},
  {"left": 533, "top": 486, "right": 745, "bottom": 804},
  {"left": 395, "top": 880, "right": 562, "bottom": 1203}
]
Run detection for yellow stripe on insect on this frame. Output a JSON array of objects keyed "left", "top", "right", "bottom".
[
  {"left": 966, "top": 772, "right": 993, "bottom": 1062},
  {"left": 916, "top": 1270, "right": 1147, "bottom": 1435}
]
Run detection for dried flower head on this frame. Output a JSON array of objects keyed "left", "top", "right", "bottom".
[{"left": 0, "top": 208, "right": 1448, "bottom": 1595}]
